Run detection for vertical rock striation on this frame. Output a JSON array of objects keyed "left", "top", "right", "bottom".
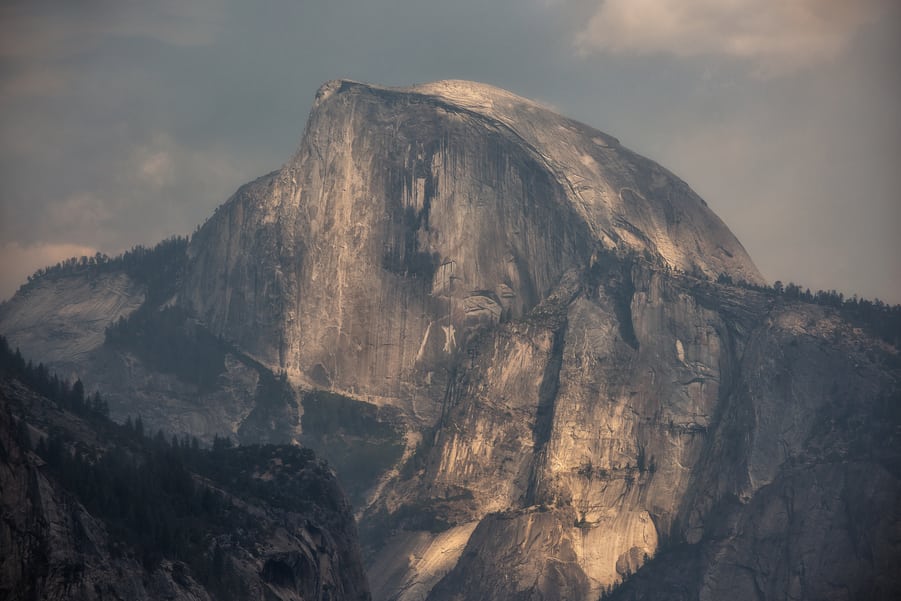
[
  {"left": 2, "top": 80, "right": 898, "bottom": 600},
  {"left": 366, "top": 257, "right": 900, "bottom": 601},
  {"left": 183, "top": 80, "right": 762, "bottom": 420}
]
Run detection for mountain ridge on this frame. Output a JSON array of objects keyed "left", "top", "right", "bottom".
[
  {"left": 0, "top": 340, "right": 371, "bottom": 601},
  {"left": 1, "top": 80, "right": 899, "bottom": 600}
]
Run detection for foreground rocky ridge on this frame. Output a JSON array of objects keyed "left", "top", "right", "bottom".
[
  {"left": 1, "top": 80, "right": 900, "bottom": 600},
  {"left": 0, "top": 369, "right": 370, "bottom": 601}
]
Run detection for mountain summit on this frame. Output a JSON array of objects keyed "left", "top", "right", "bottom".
[
  {"left": 1, "top": 81, "right": 898, "bottom": 601},
  {"left": 185, "top": 79, "right": 762, "bottom": 410}
]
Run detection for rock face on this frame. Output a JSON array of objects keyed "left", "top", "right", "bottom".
[
  {"left": 184, "top": 79, "right": 762, "bottom": 419},
  {"left": 1, "top": 80, "right": 899, "bottom": 600},
  {"left": 0, "top": 271, "right": 144, "bottom": 375},
  {"left": 366, "top": 256, "right": 900, "bottom": 601},
  {"left": 0, "top": 375, "right": 371, "bottom": 601},
  {"left": 394, "top": 274, "right": 901, "bottom": 601},
  {"left": 0, "top": 262, "right": 295, "bottom": 444}
]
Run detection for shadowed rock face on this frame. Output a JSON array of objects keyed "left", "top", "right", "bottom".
[
  {"left": 0, "top": 377, "right": 371, "bottom": 601},
  {"left": 1, "top": 80, "right": 899, "bottom": 601}
]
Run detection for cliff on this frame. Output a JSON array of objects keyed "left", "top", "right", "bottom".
[
  {"left": 1, "top": 80, "right": 899, "bottom": 600},
  {"left": 184, "top": 79, "right": 762, "bottom": 417},
  {"left": 375, "top": 262, "right": 901, "bottom": 601}
]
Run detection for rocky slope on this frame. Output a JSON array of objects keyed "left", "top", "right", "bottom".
[
  {"left": 0, "top": 369, "right": 371, "bottom": 601},
  {"left": 1, "top": 80, "right": 899, "bottom": 600},
  {"left": 0, "top": 258, "right": 296, "bottom": 444},
  {"left": 0, "top": 271, "right": 144, "bottom": 377}
]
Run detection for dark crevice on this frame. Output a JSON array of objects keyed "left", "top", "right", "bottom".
[
  {"left": 590, "top": 250, "right": 639, "bottom": 350},
  {"left": 608, "top": 265, "right": 639, "bottom": 350},
  {"left": 525, "top": 321, "right": 567, "bottom": 505},
  {"left": 381, "top": 143, "right": 442, "bottom": 282}
]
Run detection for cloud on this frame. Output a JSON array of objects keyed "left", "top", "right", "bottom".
[
  {"left": 573, "top": 0, "right": 892, "bottom": 75},
  {"left": 0, "top": 0, "right": 225, "bottom": 102},
  {"left": 136, "top": 144, "right": 176, "bottom": 189},
  {"left": 0, "top": 0, "right": 225, "bottom": 58},
  {"left": 55, "top": 193, "right": 116, "bottom": 234},
  {"left": 0, "top": 241, "right": 98, "bottom": 301},
  {"left": 0, "top": 68, "right": 71, "bottom": 99}
]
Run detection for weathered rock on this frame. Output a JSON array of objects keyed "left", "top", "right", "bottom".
[
  {"left": 1, "top": 80, "right": 899, "bottom": 601},
  {"left": 365, "top": 257, "right": 900, "bottom": 600},
  {"left": 0, "top": 271, "right": 144, "bottom": 375},
  {"left": 183, "top": 79, "right": 762, "bottom": 418},
  {"left": 0, "top": 269, "right": 298, "bottom": 444}
]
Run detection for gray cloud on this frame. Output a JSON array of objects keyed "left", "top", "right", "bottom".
[
  {"left": 0, "top": 0, "right": 224, "bottom": 58},
  {"left": 573, "top": 0, "right": 891, "bottom": 76}
]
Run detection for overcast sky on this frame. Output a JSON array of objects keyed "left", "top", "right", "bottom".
[{"left": 1, "top": 0, "right": 899, "bottom": 303}]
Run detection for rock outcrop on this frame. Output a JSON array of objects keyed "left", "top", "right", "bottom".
[
  {"left": 1, "top": 80, "right": 899, "bottom": 600},
  {"left": 184, "top": 79, "right": 762, "bottom": 419},
  {"left": 0, "top": 271, "right": 144, "bottom": 375},
  {"left": 365, "top": 254, "right": 900, "bottom": 601}
]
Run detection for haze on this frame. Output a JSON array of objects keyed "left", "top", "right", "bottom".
[{"left": 1, "top": 0, "right": 899, "bottom": 302}]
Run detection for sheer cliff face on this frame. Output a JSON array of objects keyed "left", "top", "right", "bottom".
[
  {"left": 2, "top": 80, "right": 898, "bottom": 601},
  {"left": 369, "top": 258, "right": 900, "bottom": 601},
  {"left": 183, "top": 80, "right": 761, "bottom": 415}
]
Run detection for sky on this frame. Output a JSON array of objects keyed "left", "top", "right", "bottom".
[{"left": 1, "top": 0, "right": 899, "bottom": 303}]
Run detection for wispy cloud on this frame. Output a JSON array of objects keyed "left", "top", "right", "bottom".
[
  {"left": 55, "top": 192, "right": 116, "bottom": 234},
  {"left": 573, "top": 0, "right": 892, "bottom": 76},
  {"left": 0, "top": 0, "right": 225, "bottom": 100}
]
